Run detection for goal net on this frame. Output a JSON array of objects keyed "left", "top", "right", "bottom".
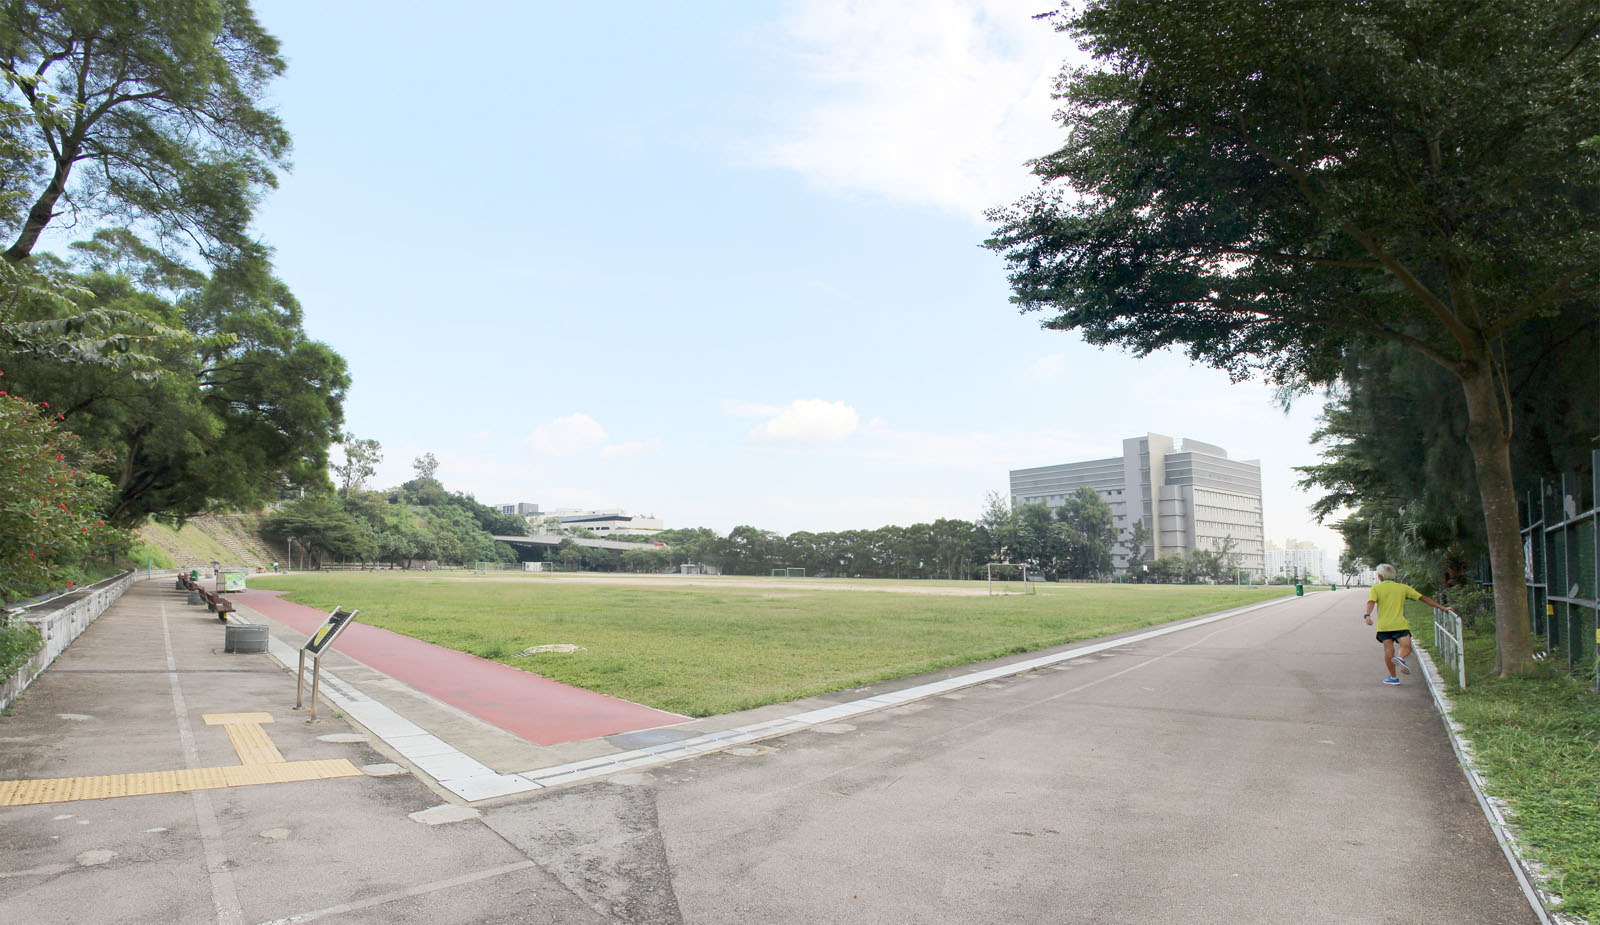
[{"left": 986, "top": 562, "right": 1036, "bottom": 595}]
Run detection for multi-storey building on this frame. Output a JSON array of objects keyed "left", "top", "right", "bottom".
[
  {"left": 1265, "top": 543, "right": 1329, "bottom": 584},
  {"left": 1010, "top": 433, "right": 1266, "bottom": 578}
]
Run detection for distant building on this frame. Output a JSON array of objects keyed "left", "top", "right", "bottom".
[
  {"left": 1010, "top": 433, "right": 1266, "bottom": 578},
  {"left": 495, "top": 502, "right": 541, "bottom": 517},
  {"left": 1265, "top": 542, "right": 1329, "bottom": 584},
  {"left": 540, "top": 508, "right": 665, "bottom": 537}
]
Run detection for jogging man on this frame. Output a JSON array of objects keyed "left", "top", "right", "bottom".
[{"left": 1363, "top": 563, "right": 1455, "bottom": 685}]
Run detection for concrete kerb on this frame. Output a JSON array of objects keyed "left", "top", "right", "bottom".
[
  {"left": 1415, "top": 646, "right": 1570, "bottom": 924},
  {"left": 253, "top": 592, "right": 1309, "bottom": 806}
]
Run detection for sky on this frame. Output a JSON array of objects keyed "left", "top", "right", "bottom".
[{"left": 234, "top": 0, "right": 1346, "bottom": 552}]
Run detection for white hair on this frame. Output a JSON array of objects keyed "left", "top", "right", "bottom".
[{"left": 1375, "top": 563, "right": 1397, "bottom": 581}]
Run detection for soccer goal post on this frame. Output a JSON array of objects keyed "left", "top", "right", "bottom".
[
  {"left": 771, "top": 568, "right": 807, "bottom": 578},
  {"left": 986, "top": 562, "right": 1035, "bottom": 595}
]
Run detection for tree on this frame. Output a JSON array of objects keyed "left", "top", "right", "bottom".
[
  {"left": 978, "top": 490, "right": 1018, "bottom": 565},
  {"left": 412, "top": 452, "right": 440, "bottom": 483},
  {"left": 0, "top": 0, "right": 289, "bottom": 264},
  {"left": 1300, "top": 309, "right": 1598, "bottom": 588},
  {"left": 1055, "top": 485, "right": 1116, "bottom": 579},
  {"left": 261, "top": 494, "right": 371, "bottom": 569},
  {"left": 986, "top": 1, "right": 1600, "bottom": 675},
  {"left": 0, "top": 390, "right": 124, "bottom": 600},
  {"left": 1122, "top": 517, "right": 1149, "bottom": 576},
  {"left": 3, "top": 247, "right": 348, "bottom": 525},
  {"left": 1190, "top": 535, "right": 1241, "bottom": 585},
  {"left": 332, "top": 433, "right": 382, "bottom": 498}
]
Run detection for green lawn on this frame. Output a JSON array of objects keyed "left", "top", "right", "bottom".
[
  {"left": 1408, "top": 601, "right": 1600, "bottom": 922},
  {"left": 249, "top": 572, "right": 1291, "bottom": 716}
]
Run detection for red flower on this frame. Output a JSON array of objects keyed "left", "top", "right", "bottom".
[
  {"left": 60, "top": 502, "right": 68, "bottom": 510},
  {"left": 96, "top": 519, "right": 103, "bottom": 526},
  {"left": 40, "top": 401, "right": 48, "bottom": 408}
]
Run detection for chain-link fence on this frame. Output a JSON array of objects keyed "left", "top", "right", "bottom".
[{"left": 1521, "top": 449, "right": 1599, "bottom": 692}]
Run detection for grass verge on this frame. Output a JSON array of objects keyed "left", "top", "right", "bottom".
[
  {"left": 250, "top": 572, "right": 1292, "bottom": 717},
  {"left": 0, "top": 619, "right": 43, "bottom": 686},
  {"left": 1409, "top": 602, "right": 1600, "bottom": 922}
]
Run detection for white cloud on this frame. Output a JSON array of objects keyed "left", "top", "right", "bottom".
[
  {"left": 749, "top": 398, "right": 861, "bottom": 444},
  {"left": 757, "top": 0, "right": 1077, "bottom": 219},
  {"left": 602, "top": 439, "right": 661, "bottom": 459},
  {"left": 527, "top": 413, "right": 607, "bottom": 456}
]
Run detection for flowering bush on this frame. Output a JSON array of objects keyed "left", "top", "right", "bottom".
[{"left": 0, "top": 383, "right": 127, "bottom": 602}]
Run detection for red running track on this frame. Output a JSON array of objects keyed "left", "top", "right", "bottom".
[{"left": 242, "top": 590, "right": 687, "bottom": 746}]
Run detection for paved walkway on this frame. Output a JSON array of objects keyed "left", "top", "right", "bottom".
[{"left": 0, "top": 576, "right": 607, "bottom": 924}]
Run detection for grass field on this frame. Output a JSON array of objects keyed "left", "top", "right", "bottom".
[
  {"left": 1407, "top": 602, "right": 1600, "bottom": 921},
  {"left": 249, "top": 572, "right": 1292, "bottom": 716}
]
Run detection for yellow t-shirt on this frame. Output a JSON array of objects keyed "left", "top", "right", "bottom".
[{"left": 1368, "top": 580, "right": 1421, "bottom": 632}]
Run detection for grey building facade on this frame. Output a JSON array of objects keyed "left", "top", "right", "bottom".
[{"left": 1010, "top": 434, "right": 1266, "bottom": 578}]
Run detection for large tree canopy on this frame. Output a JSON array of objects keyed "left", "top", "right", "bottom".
[
  {"left": 0, "top": 0, "right": 288, "bottom": 264},
  {"left": 3, "top": 234, "right": 347, "bottom": 526},
  {"left": 1300, "top": 305, "right": 1598, "bottom": 587},
  {"left": 987, "top": 0, "right": 1600, "bottom": 675}
]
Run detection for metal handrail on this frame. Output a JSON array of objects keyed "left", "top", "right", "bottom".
[{"left": 1434, "top": 606, "right": 1466, "bottom": 690}]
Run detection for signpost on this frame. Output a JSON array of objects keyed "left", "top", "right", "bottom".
[{"left": 295, "top": 606, "right": 359, "bottom": 721}]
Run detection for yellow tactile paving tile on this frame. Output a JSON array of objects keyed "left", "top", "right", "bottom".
[
  {"left": 0, "top": 759, "right": 362, "bottom": 807},
  {"left": 220, "top": 721, "right": 286, "bottom": 765},
  {"left": 202, "top": 712, "right": 275, "bottom": 725}
]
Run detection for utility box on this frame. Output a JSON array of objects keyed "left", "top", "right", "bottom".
[{"left": 224, "top": 623, "right": 269, "bottom": 654}]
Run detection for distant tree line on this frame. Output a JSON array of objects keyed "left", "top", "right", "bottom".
[{"left": 527, "top": 486, "right": 1242, "bottom": 584}]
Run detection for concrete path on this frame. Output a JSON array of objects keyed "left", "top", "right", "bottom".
[
  {"left": 0, "top": 578, "right": 1541, "bottom": 923},
  {"left": 0, "top": 578, "right": 607, "bottom": 924}
]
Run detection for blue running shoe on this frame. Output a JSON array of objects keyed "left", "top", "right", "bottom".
[
  {"left": 1382, "top": 676, "right": 1400, "bottom": 685},
  {"left": 1393, "top": 655, "right": 1410, "bottom": 675}
]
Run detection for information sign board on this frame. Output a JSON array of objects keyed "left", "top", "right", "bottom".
[{"left": 303, "top": 607, "right": 358, "bottom": 656}]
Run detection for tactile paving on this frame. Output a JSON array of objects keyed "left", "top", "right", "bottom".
[{"left": 0, "top": 759, "right": 361, "bottom": 807}]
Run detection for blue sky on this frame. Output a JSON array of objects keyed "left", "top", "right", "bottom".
[{"left": 242, "top": 0, "right": 1345, "bottom": 551}]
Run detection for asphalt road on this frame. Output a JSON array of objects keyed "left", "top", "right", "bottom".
[{"left": 480, "top": 588, "right": 1537, "bottom": 924}]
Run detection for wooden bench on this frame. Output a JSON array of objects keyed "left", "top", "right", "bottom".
[{"left": 199, "top": 588, "right": 236, "bottom": 621}]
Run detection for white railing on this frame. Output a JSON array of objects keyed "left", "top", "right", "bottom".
[
  {"left": 1, "top": 570, "right": 134, "bottom": 711},
  {"left": 1433, "top": 606, "right": 1466, "bottom": 690}
]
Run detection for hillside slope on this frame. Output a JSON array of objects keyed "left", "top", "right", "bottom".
[{"left": 137, "top": 513, "right": 284, "bottom": 570}]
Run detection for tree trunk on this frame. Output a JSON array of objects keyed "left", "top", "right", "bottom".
[
  {"left": 4, "top": 147, "right": 78, "bottom": 262},
  {"left": 1457, "top": 363, "right": 1535, "bottom": 676}
]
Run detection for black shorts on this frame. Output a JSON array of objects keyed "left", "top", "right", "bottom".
[{"left": 1375, "top": 630, "right": 1411, "bottom": 643}]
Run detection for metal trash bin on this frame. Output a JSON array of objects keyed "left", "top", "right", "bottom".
[{"left": 224, "top": 623, "right": 269, "bottom": 654}]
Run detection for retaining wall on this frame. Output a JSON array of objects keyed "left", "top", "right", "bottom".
[{"left": 1, "top": 571, "right": 135, "bottom": 712}]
